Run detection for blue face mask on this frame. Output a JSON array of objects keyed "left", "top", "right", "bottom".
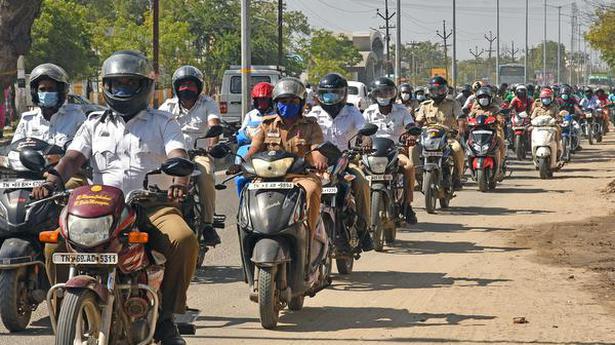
[
  {"left": 38, "top": 91, "right": 59, "bottom": 108},
  {"left": 277, "top": 102, "right": 301, "bottom": 120}
]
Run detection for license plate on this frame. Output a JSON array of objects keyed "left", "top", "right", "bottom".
[
  {"left": 52, "top": 253, "right": 118, "bottom": 265},
  {"left": 0, "top": 179, "right": 45, "bottom": 189},
  {"left": 322, "top": 187, "right": 338, "bottom": 194},
  {"left": 247, "top": 182, "right": 295, "bottom": 190},
  {"left": 585, "top": 113, "right": 593, "bottom": 118},
  {"left": 423, "top": 151, "right": 443, "bottom": 157},
  {"left": 366, "top": 174, "right": 393, "bottom": 181}
]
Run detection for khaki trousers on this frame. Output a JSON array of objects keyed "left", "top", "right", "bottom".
[
  {"left": 348, "top": 163, "right": 370, "bottom": 226},
  {"left": 288, "top": 174, "right": 321, "bottom": 237},
  {"left": 45, "top": 204, "right": 198, "bottom": 320},
  {"left": 194, "top": 155, "right": 215, "bottom": 224},
  {"left": 397, "top": 153, "right": 415, "bottom": 203}
]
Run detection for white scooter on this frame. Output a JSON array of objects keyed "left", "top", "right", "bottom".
[{"left": 531, "top": 115, "right": 563, "bottom": 179}]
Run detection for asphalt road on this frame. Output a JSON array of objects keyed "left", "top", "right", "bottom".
[{"left": 3, "top": 140, "right": 615, "bottom": 344}]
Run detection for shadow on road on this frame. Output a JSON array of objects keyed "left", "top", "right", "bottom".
[
  {"left": 329, "top": 271, "right": 510, "bottom": 292},
  {"left": 444, "top": 206, "right": 553, "bottom": 216},
  {"left": 401, "top": 222, "right": 513, "bottom": 233},
  {"left": 383, "top": 239, "right": 526, "bottom": 255},
  {"left": 192, "top": 265, "right": 244, "bottom": 285},
  {"left": 0, "top": 316, "right": 52, "bottom": 336}
]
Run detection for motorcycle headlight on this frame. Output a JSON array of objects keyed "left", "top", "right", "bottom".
[
  {"left": 67, "top": 214, "right": 113, "bottom": 248},
  {"left": 367, "top": 156, "right": 388, "bottom": 174},
  {"left": 252, "top": 158, "right": 294, "bottom": 178}
]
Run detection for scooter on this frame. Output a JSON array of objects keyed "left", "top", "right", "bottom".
[
  {"left": 531, "top": 115, "right": 562, "bottom": 179},
  {"left": 511, "top": 111, "right": 531, "bottom": 160},
  {"left": 466, "top": 114, "right": 502, "bottom": 192},
  {"left": 0, "top": 138, "right": 63, "bottom": 332}
]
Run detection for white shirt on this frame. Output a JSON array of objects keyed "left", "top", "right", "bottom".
[
  {"left": 69, "top": 109, "right": 186, "bottom": 195},
  {"left": 12, "top": 103, "right": 86, "bottom": 147},
  {"left": 240, "top": 108, "right": 275, "bottom": 139},
  {"left": 363, "top": 103, "right": 414, "bottom": 140},
  {"left": 158, "top": 94, "right": 220, "bottom": 150},
  {"left": 307, "top": 104, "right": 365, "bottom": 151}
]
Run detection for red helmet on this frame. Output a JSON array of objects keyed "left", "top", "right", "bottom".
[
  {"left": 539, "top": 88, "right": 554, "bottom": 99},
  {"left": 251, "top": 82, "right": 274, "bottom": 99}
]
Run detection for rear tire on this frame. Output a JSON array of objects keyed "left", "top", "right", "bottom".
[
  {"left": 0, "top": 268, "right": 32, "bottom": 332},
  {"left": 55, "top": 289, "right": 102, "bottom": 345},
  {"left": 476, "top": 169, "right": 489, "bottom": 192},
  {"left": 588, "top": 126, "right": 595, "bottom": 145},
  {"left": 423, "top": 172, "right": 437, "bottom": 214},
  {"left": 371, "top": 192, "right": 385, "bottom": 251},
  {"left": 258, "top": 267, "right": 279, "bottom": 329},
  {"left": 538, "top": 158, "right": 550, "bottom": 179},
  {"left": 514, "top": 135, "right": 526, "bottom": 161}
]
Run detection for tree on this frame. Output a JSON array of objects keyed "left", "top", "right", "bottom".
[
  {"left": 0, "top": 0, "right": 42, "bottom": 91},
  {"left": 398, "top": 41, "right": 445, "bottom": 85},
  {"left": 586, "top": 6, "right": 615, "bottom": 70},
  {"left": 27, "top": 0, "right": 98, "bottom": 79},
  {"left": 302, "top": 29, "right": 362, "bottom": 85},
  {"left": 526, "top": 40, "right": 568, "bottom": 83}
]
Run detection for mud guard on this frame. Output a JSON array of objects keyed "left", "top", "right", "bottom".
[
  {"left": 534, "top": 147, "right": 551, "bottom": 158},
  {"left": 64, "top": 275, "right": 109, "bottom": 302},
  {"left": 251, "top": 238, "right": 291, "bottom": 267},
  {"left": 0, "top": 238, "right": 41, "bottom": 268}
]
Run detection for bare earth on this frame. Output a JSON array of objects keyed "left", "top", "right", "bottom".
[{"left": 3, "top": 137, "right": 615, "bottom": 344}]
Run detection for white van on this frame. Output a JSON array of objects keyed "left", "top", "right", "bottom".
[
  {"left": 347, "top": 81, "right": 370, "bottom": 112},
  {"left": 219, "top": 66, "right": 283, "bottom": 123}
]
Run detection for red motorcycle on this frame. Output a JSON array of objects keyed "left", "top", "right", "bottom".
[
  {"left": 38, "top": 157, "right": 195, "bottom": 345},
  {"left": 465, "top": 114, "right": 501, "bottom": 192},
  {"left": 511, "top": 110, "right": 531, "bottom": 161}
]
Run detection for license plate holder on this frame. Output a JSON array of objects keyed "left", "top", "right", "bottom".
[
  {"left": 52, "top": 253, "right": 118, "bottom": 265},
  {"left": 422, "top": 151, "right": 443, "bottom": 157}
]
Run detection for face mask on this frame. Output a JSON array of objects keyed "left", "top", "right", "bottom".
[
  {"left": 38, "top": 91, "right": 59, "bottom": 108},
  {"left": 416, "top": 94, "right": 426, "bottom": 102},
  {"left": 541, "top": 98, "right": 552, "bottom": 106},
  {"left": 376, "top": 97, "right": 391, "bottom": 106},
  {"left": 255, "top": 99, "right": 271, "bottom": 113},
  {"left": 401, "top": 93, "right": 411, "bottom": 102},
  {"left": 178, "top": 89, "right": 198, "bottom": 103},
  {"left": 562, "top": 94, "right": 569, "bottom": 100},
  {"left": 478, "top": 98, "right": 490, "bottom": 107},
  {"left": 277, "top": 102, "right": 301, "bottom": 120}
]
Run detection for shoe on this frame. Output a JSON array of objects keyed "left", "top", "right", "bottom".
[
  {"left": 453, "top": 177, "right": 463, "bottom": 191},
  {"left": 360, "top": 232, "right": 374, "bottom": 252},
  {"left": 404, "top": 206, "right": 417, "bottom": 225},
  {"left": 202, "top": 225, "right": 221, "bottom": 246},
  {"left": 155, "top": 318, "right": 186, "bottom": 345},
  {"left": 334, "top": 237, "right": 352, "bottom": 255}
]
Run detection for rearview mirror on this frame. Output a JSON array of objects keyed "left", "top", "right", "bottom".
[
  {"left": 209, "top": 143, "right": 232, "bottom": 159},
  {"left": 204, "top": 125, "right": 223, "bottom": 138},
  {"left": 160, "top": 157, "right": 195, "bottom": 177},
  {"left": 317, "top": 142, "right": 342, "bottom": 163},
  {"left": 358, "top": 123, "right": 378, "bottom": 137},
  {"left": 19, "top": 149, "right": 46, "bottom": 172}
]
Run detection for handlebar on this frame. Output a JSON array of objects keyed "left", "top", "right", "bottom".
[{"left": 26, "top": 189, "right": 72, "bottom": 209}]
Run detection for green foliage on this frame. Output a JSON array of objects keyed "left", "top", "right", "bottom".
[
  {"left": 27, "top": 0, "right": 98, "bottom": 79},
  {"left": 396, "top": 41, "right": 446, "bottom": 85},
  {"left": 587, "top": 7, "right": 615, "bottom": 70},
  {"left": 302, "top": 29, "right": 362, "bottom": 85}
]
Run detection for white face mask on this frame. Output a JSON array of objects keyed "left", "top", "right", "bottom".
[
  {"left": 376, "top": 97, "right": 391, "bottom": 106},
  {"left": 401, "top": 93, "right": 411, "bottom": 101},
  {"left": 416, "top": 95, "right": 425, "bottom": 102},
  {"left": 478, "top": 98, "right": 490, "bottom": 106}
]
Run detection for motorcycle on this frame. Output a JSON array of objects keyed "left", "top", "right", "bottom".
[
  {"left": 318, "top": 125, "right": 379, "bottom": 272},
  {"left": 0, "top": 138, "right": 63, "bottom": 332},
  {"left": 40, "top": 157, "right": 197, "bottom": 345},
  {"left": 584, "top": 109, "right": 602, "bottom": 145},
  {"left": 511, "top": 111, "right": 531, "bottom": 160},
  {"left": 531, "top": 115, "right": 562, "bottom": 179},
  {"left": 419, "top": 124, "right": 455, "bottom": 213},
  {"left": 216, "top": 145, "right": 331, "bottom": 329},
  {"left": 560, "top": 113, "right": 579, "bottom": 162},
  {"left": 466, "top": 114, "right": 502, "bottom": 192}
]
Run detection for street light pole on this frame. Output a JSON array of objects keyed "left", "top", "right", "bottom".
[
  {"left": 452, "top": 0, "right": 457, "bottom": 90},
  {"left": 152, "top": 0, "right": 159, "bottom": 107},
  {"left": 543, "top": 0, "right": 547, "bottom": 85},
  {"left": 395, "top": 0, "right": 401, "bottom": 84},
  {"left": 496, "top": 0, "right": 500, "bottom": 86},
  {"left": 277, "top": 0, "right": 283, "bottom": 69},
  {"left": 525, "top": 0, "right": 528, "bottom": 83},
  {"left": 241, "top": 0, "right": 251, "bottom": 119},
  {"left": 557, "top": 6, "right": 561, "bottom": 84}
]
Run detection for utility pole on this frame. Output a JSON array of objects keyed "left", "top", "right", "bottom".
[
  {"left": 241, "top": 0, "right": 251, "bottom": 119},
  {"left": 436, "top": 20, "right": 452, "bottom": 81},
  {"left": 507, "top": 41, "right": 520, "bottom": 63},
  {"left": 469, "top": 46, "right": 485, "bottom": 81},
  {"left": 525, "top": 0, "right": 529, "bottom": 83},
  {"left": 577, "top": 22, "right": 582, "bottom": 84},
  {"left": 452, "top": 0, "right": 457, "bottom": 91},
  {"left": 377, "top": 0, "right": 396, "bottom": 75},
  {"left": 496, "top": 0, "right": 500, "bottom": 85},
  {"left": 557, "top": 5, "right": 561, "bottom": 84},
  {"left": 407, "top": 41, "right": 419, "bottom": 85},
  {"left": 543, "top": 0, "right": 547, "bottom": 86},
  {"left": 152, "top": 0, "right": 159, "bottom": 107},
  {"left": 484, "top": 31, "right": 496, "bottom": 82},
  {"left": 395, "top": 0, "right": 401, "bottom": 84},
  {"left": 277, "top": 0, "right": 283, "bottom": 69},
  {"left": 570, "top": 2, "right": 576, "bottom": 84}
]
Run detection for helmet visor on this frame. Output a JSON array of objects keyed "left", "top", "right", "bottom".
[
  {"left": 317, "top": 88, "right": 346, "bottom": 105},
  {"left": 371, "top": 85, "right": 397, "bottom": 99},
  {"left": 429, "top": 84, "right": 448, "bottom": 97}
]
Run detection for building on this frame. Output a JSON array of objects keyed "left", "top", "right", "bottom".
[{"left": 343, "top": 31, "right": 385, "bottom": 86}]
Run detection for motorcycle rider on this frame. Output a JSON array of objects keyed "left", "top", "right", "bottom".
[
  {"left": 244, "top": 77, "right": 327, "bottom": 239},
  {"left": 580, "top": 87, "right": 600, "bottom": 111},
  {"left": 456, "top": 84, "right": 472, "bottom": 107},
  {"left": 415, "top": 76, "right": 465, "bottom": 190},
  {"left": 462, "top": 80, "right": 482, "bottom": 114},
  {"left": 531, "top": 87, "right": 562, "bottom": 156},
  {"left": 34, "top": 51, "right": 197, "bottom": 345},
  {"left": 595, "top": 88, "right": 611, "bottom": 131},
  {"left": 159, "top": 65, "right": 222, "bottom": 247},
  {"left": 307, "top": 73, "right": 374, "bottom": 250},
  {"left": 415, "top": 87, "right": 427, "bottom": 103},
  {"left": 12, "top": 63, "right": 87, "bottom": 189},
  {"left": 508, "top": 84, "right": 534, "bottom": 114},
  {"left": 363, "top": 77, "right": 418, "bottom": 224},
  {"left": 469, "top": 86, "right": 506, "bottom": 178},
  {"left": 558, "top": 84, "right": 583, "bottom": 117},
  {"left": 398, "top": 83, "right": 418, "bottom": 113}
]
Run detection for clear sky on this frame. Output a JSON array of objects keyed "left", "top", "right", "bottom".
[{"left": 288, "top": 0, "right": 598, "bottom": 61}]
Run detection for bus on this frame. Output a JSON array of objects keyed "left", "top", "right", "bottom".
[{"left": 499, "top": 64, "right": 525, "bottom": 85}]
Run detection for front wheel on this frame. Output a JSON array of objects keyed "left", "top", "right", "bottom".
[
  {"left": 336, "top": 257, "right": 354, "bottom": 275},
  {"left": 514, "top": 135, "right": 526, "bottom": 161},
  {"left": 0, "top": 268, "right": 32, "bottom": 332},
  {"left": 370, "top": 192, "right": 385, "bottom": 252},
  {"left": 423, "top": 172, "right": 437, "bottom": 214},
  {"left": 562, "top": 137, "right": 571, "bottom": 162},
  {"left": 476, "top": 168, "right": 489, "bottom": 192},
  {"left": 538, "top": 157, "right": 550, "bottom": 179},
  {"left": 55, "top": 289, "right": 102, "bottom": 345},
  {"left": 258, "top": 266, "right": 280, "bottom": 329},
  {"left": 588, "top": 127, "right": 594, "bottom": 145}
]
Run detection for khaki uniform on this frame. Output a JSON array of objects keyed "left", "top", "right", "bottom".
[
  {"left": 415, "top": 99, "right": 465, "bottom": 177},
  {"left": 251, "top": 115, "right": 324, "bottom": 235},
  {"left": 469, "top": 103, "right": 506, "bottom": 172}
]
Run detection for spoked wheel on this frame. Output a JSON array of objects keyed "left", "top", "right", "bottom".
[
  {"left": 258, "top": 266, "right": 280, "bottom": 329},
  {"left": 370, "top": 192, "right": 386, "bottom": 252},
  {"left": 423, "top": 172, "right": 437, "bottom": 214},
  {"left": 55, "top": 289, "right": 102, "bottom": 345},
  {"left": 0, "top": 268, "right": 32, "bottom": 332}
]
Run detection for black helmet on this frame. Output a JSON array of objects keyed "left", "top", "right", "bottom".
[
  {"left": 476, "top": 86, "right": 493, "bottom": 107},
  {"left": 317, "top": 73, "right": 348, "bottom": 117},
  {"left": 428, "top": 76, "right": 448, "bottom": 103},
  {"left": 29, "top": 63, "right": 70, "bottom": 108},
  {"left": 172, "top": 65, "right": 204, "bottom": 96},
  {"left": 462, "top": 84, "right": 472, "bottom": 94},
  {"left": 584, "top": 86, "right": 593, "bottom": 95},
  {"left": 370, "top": 77, "right": 397, "bottom": 106},
  {"left": 399, "top": 83, "right": 413, "bottom": 94},
  {"left": 527, "top": 83, "right": 535, "bottom": 96},
  {"left": 499, "top": 83, "right": 508, "bottom": 94},
  {"left": 102, "top": 50, "right": 155, "bottom": 117}
]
